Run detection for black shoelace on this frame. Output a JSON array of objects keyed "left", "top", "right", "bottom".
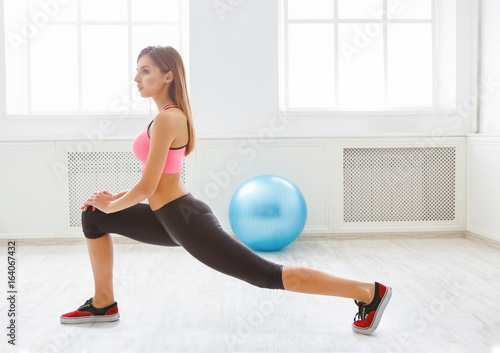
[
  {"left": 353, "top": 300, "right": 367, "bottom": 321},
  {"left": 78, "top": 297, "right": 94, "bottom": 311}
]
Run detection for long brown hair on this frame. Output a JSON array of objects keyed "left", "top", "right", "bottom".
[{"left": 137, "top": 46, "right": 196, "bottom": 156}]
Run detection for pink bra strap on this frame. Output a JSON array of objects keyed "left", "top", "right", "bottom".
[{"left": 160, "top": 104, "right": 178, "bottom": 112}]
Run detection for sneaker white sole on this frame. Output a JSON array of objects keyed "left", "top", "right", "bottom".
[
  {"left": 352, "top": 286, "right": 392, "bottom": 335},
  {"left": 60, "top": 313, "right": 120, "bottom": 324}
]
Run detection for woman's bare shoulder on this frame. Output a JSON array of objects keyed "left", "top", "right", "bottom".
[
  {"left": 151, "top": 108, "right": 187, "bottom": 137},
  {"left": 156, "top": 107, "right": 186, "bottom": 124}
]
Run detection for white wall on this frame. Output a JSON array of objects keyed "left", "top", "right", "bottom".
[
  {"left": 0, "top": 142, "right": 59, "bottom": 238},
  {"left": 467, "top": 136, "right": 500, "bottom": 241},
  {"left": 0, "top": 0, "right": 493, "bottom": 241},
  {"left": 479, "top": 0, "right": 500, "bottom": 133},
  {"left": 189, "top": 0, "right": 280, "bottom": 136},
  {"left": 189, "top": 0, "right": 477, "bottom": 138},
  {"left": 464, "top": 0, "right": 500, "bottom": 242},
  {"left": 189, "top": 138, "right": 334, "bottom": 234}
]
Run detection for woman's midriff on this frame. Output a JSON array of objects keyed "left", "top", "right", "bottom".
[{"left": 148, "top": 173, "right": 189, "bottom": 211}]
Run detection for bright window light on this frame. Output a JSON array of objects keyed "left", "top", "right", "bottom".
[
  {"left": 3, "top": 0, "right": 184, "bottom": 115},
  {"left": 281, "top": 0, "right": 456, "bottom": 112}
]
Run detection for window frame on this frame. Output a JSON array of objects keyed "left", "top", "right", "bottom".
[
  {"left": 0, "top": 0, "right": 189, "bottom": 122},
  {"left": 278, "top": 0, "right": 479, "bottom": 122}
]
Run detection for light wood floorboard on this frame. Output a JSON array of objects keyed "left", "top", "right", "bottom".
[{"left": 1, "top": 235, "right": 499, "bottom": 353}]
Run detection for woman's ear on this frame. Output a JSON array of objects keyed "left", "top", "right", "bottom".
[{"left": 165, "top": 71, "right": 174, "bottom": 84}]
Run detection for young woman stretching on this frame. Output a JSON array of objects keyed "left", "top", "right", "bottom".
[{"left": 60, "top": 45, "right": 392, "bottom": 335}]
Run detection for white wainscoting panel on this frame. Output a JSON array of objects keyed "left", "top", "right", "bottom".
[
  {"left": 191, "top": 139, "right": 334, "bottom": 235},
  {"left": 0, "top": 142, "right": 57, "bottom": 238},
  {"left": 467, "top": 135, "right": 500, "bottom": 241},
  {"left": 0, "top": 136, "right": 473, "bottom": 239}
]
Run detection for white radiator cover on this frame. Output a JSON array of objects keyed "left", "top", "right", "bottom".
[
  {"left": 343, "top": 147, "right": 456, "bottom": 222},
  {"left": 59, "top": 141, "right": 188, "bottom": 234},
  {"left": 67, "top": 151, "right": 143, "bottom": 227},
  {"left": 334, "top": 138, "right": 466, "bottom": 233},
  {"left": 67, "top": 151, "right": 187, "bottom": 228}
]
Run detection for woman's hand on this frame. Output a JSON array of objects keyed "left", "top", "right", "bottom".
[{"left": 81, "top": 191, "right": 115, "bottom": 213}]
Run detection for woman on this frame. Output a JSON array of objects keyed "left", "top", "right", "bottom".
[{"left": 60, "top": 46, "right": 391, "bottom": 335}]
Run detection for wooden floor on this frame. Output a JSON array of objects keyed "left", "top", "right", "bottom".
[{"left": 1, "top": 234, "right": 499, "bottom": 353}]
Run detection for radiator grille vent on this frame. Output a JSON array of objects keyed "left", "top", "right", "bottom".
[
  {"left": 343, "top": 147, "right": 456, "bottom": 223},
  {"left": 67, "top": 151, "right": 185, "bottom": 227}
]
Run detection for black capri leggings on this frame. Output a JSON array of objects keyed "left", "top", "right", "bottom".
[{"left": 81, "top": 193, "right": 284, "bottom": 290}]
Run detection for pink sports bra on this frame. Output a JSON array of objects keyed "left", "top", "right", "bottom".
[{"left": 132, "top": 104, "right": 186, "bottom": 174}]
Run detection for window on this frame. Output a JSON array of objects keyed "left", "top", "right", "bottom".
[
  {"left": 2, "top": 0, "right": 186, "bottom": 116},
  {"left": 280, "top": 0, "right": 457, "bottom": 113}
]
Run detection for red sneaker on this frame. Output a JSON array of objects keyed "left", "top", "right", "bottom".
[
  {"left": 60, "top": 297, "right": 119, "bottom": 324},
  {"left": 352, "top": 282, "right": 392, "bottom": 334}
]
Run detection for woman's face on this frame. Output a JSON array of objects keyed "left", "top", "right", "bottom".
[{"left": 134, "top": 55, "right": 169, "bottom": 99}]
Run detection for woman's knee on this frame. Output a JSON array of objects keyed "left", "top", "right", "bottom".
[
  {"left": 246, "top": 264, "right": 285, "bottom": 290},
  {"left": 81, "top": 209, "right": 106, "bottom": 239}
]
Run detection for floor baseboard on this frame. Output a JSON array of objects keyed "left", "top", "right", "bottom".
[{"left": 4, "top": 230, "right": 468, "bottom": 247}]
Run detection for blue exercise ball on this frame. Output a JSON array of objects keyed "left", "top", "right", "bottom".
[{"left": 229, "top": 175, "right": 307, "bottom": 251}]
